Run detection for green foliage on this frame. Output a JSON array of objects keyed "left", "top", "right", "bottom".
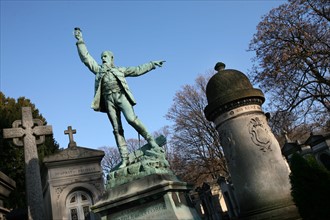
[
  {"left": 289, "top": 153, "right": 330, "bottom": 219},
  {"left": 0, "top": 92, "right": 60, "bottom": 209}
]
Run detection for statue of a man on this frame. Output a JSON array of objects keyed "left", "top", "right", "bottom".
[{"left": 74, "top": 28, "right": 165, "bottom": 168}]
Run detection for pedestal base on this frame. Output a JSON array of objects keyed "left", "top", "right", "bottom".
[{"left": 92, "top": 174, "right": 200, "bottom": 220}]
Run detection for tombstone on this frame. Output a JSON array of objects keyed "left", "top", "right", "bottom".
[
  {"left": 184, "top": 181, "right": 227, "bottom": 220},
  {"left": 217, "top": 177, "right": 239, "bottom": 219},
  {"left": 207, "top": 181, "right": 228, "bottom": 219},
  {"left": 42, "top": 126, "right": 105, "bottom": 220},
  {"left": 282, "top": 131, "right": 330, "bottom": 171},
  {"left": 189, "top": 191, "right": 204, "bottom": 218},
  {"left": 0, "top": 171, "right": 16, "bottom": 219},
  {"left": 3, "top": 107, "right": 52, "bottom": 220},
  {"left": 204, "top": 63, "right": 300, "bottom": 219},
  {"left": 196, "top": 182, "right": 222, "bottom": 220},
  {"left": 309, "top": 132, "right": 330, "bottom": 170}
]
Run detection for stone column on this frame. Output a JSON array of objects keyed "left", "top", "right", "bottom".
[{"left": 204, "top": 63, "right": 300, "bottom": 219}]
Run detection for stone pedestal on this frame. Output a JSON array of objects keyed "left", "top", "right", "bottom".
[
  {"left": 204, "top": 63, "right": 300, "bottom": 220},
  {"left": 92, "top": 174, "right": 200, "bottom": 220}
]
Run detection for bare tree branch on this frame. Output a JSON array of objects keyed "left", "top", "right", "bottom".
[
  {"left": 249, "top": 0, "right": 330, "bottom": 133},
  {"left": 166, "top": 73, "right": 229, "bottom": 186}
]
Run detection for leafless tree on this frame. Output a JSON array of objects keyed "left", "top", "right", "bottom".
[
  {"left": 166, "top": 73, "right": 229, "bottom": 186},
  {"left": 249, "top": 0, "right": 330, "bottom": 133},
  {"left": 98, "top": 146, "right": 120, "bottom": 173}
]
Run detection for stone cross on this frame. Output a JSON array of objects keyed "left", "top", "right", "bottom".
[
  {"left": 3, "top": 107, "right": 52, "bottom": 220},
  {"left": 64, "top": 126, "right": 77, "bottom": 147}
]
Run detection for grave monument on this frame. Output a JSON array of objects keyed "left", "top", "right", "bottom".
[
  {"left": 92, "top": 137, "right": 200, "bottom": 220},
  {"left": 42, "top": 126, "right": 105, "bottom": 220},
  {"left": 282, "top": 131, "right": 330, "bottom": 170},
  {"left": 204, "top": 62, "right": 300, "bottom": 219},
  {"left": 3, "top": 107, "right": 52, "bottom": 220},
  {"left": 73, "top": 28, "right": 200, "bottom": 219}
]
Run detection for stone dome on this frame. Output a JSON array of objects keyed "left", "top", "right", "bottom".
[{"left": 204, "top": 63, "right": 265, "bottom": 121}]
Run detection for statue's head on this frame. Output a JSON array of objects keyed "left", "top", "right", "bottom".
[{"left": 101, "top": 51, "right": 114, "bottom": 66}]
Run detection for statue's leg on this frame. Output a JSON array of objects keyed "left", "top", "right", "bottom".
[
  {"left": 104, "top": 94, "right": 129, "bottom": 168},
  {"left": 130, "top": 118, "right": 159, "bottom": 148},
  {"left": 113, "top": 130, "right": 129, "bottom": 168},
  {"left": 119, "top": 95, "right": 163, "bottom": 153}
]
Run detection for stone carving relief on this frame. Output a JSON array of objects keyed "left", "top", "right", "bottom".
[
  {"left": 55, "top": 185, "right": 68, "bottom": 200},
  {"left": 55, "top": 182, "right": 102, "bottom": 201},
  {"left": 45, "top": 147, "right": 102, "bottom": 161},
  {"left": 249, "top": 117, "right": 272, "bottom": 152},
  {"left": 219, "top": 129, "right": 236, "bottom": 166}
]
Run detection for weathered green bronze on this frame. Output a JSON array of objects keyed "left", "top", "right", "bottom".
[
  {"left": 106, "top": 135, "right": 173, "bottom": 188},
  {"left": 74, "top": 27, "right": 165, "bottom": 168}
]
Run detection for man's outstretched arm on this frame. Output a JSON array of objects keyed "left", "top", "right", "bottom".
[
  {"left": 124, "top": 60, "right": 166, "bottom": 77},
  {"left": 74, "top": 27, "right": 100, "bottom": 74}
]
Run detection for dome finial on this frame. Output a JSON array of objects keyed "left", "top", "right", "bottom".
[{"left": 214, "top": 62, "right": 226, "bottom": 72}]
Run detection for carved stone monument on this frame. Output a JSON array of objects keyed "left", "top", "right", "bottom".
[
  {"left": 204, "top": 63, "right": 300, "bottom": 219},
  {"left": 3, "top": 107, "right": 52, "bottom": 220},
  {"left": 42, "top": 126, "right": 105, "bottom": 220},
  {"left": 217, "top": 176, "right": 239, "bottom": 219},
  {"left": 195, "top": 182, "right": 223, "bottom": 220},
  {"left": 91, "top": 137, "right": 200, "bottom": 220},
  {"left": 64, "top": 125, "right": 77, "bottom": 147},
  {"left": 73, "top": 28, "right": 200, "bottom": 219}
]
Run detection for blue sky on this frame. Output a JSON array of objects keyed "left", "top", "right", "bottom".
[{"left": 1, "top": 0, "right": 284, "bottom": 149}]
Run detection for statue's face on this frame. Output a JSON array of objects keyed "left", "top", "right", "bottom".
[{"left": 101, "top": 51, "right": 113, "bottom": 66}]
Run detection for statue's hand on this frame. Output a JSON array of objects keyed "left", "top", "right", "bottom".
[
  {"left": 74, "top": 27, "right": 83, "bottom": 41},
  {"left": 153, "top": 60, "right": 166, "bottom": 67}
]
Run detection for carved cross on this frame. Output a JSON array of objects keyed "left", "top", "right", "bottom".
[
  {"left": 3, "top": 107, "right": 52, "bottom": 220},
  {"left": 64, "top": 126, "right": 77, "bottom": 148}
]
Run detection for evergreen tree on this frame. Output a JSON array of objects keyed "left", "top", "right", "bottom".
[
  {"left": 290, "top": 153, "right": 330, "bottom": 219},
  {"left": 0, "top": 92, "right": 60, "bottom": 209}
]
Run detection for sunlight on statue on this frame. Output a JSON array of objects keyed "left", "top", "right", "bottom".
[{"left": 74, "top": 27, "right": 165, "bottom": 168}]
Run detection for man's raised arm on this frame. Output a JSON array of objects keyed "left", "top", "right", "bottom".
[{"left": 74, "top": 27, "right": 99, "bottom": 74}]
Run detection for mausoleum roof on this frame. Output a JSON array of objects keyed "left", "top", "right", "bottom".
[
  {"left": 43, "top": 146, "right": 105, "bottom": 166},
  {"left": 43, "top": 125, "right": 105, "bottom": 166}
]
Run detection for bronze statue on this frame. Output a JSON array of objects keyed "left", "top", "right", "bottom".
[{"left": 74, "top": 28, "right": 165, "bottom": 168}]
